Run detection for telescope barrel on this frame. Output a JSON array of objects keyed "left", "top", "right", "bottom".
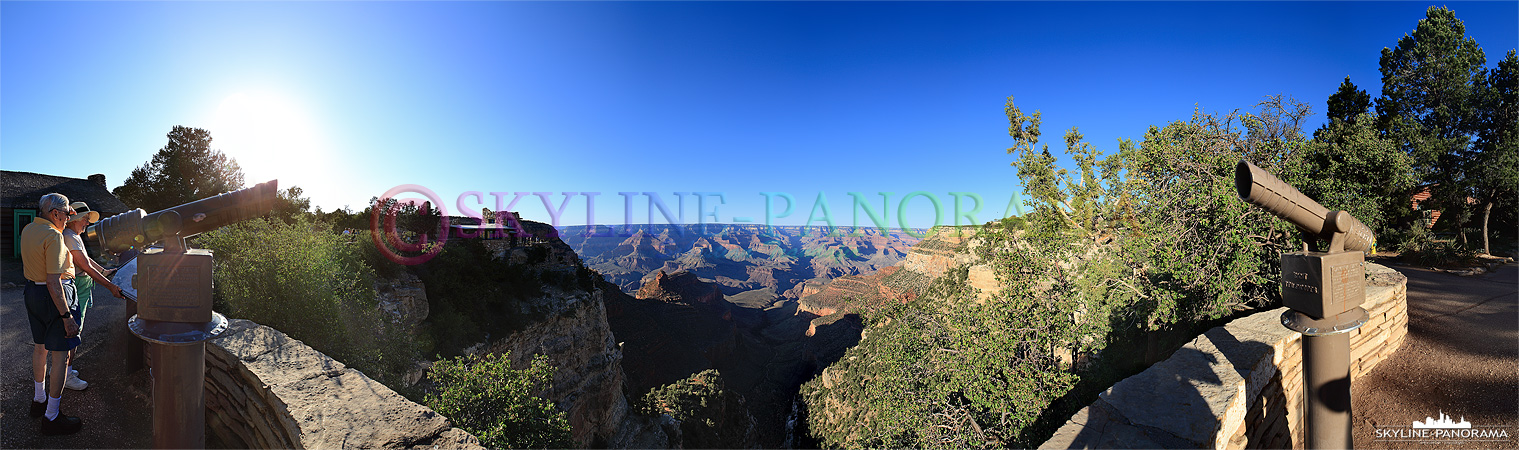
[
  {"left": 1234, "top": 161, "right": 1373, "bottom": 252},
  {"left": 87, "top": 180, "right": 278, "bottom": 253}
]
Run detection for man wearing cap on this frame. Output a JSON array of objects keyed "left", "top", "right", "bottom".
[
  {"left": 20, "top": 193, "right": 83, "bottom": 435},
  {"left": 60, "top": 201, "right": 127, "bottom": 391}
]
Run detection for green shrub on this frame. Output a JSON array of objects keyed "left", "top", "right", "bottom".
[
  {"left": 197, "top": 217, "right": 419, "bottom": 386},
  {"left": 353, "top": 229, "right": 406, "bottom": 279},
  {"left": 638, "top": 369, "right": 755, "bottom": 449},
  {"left": 1395, "top": 225, "right": 1479, "bottom": 267},
  {"left": 424, "top": 352, "right": 573, "bottom": 449}
]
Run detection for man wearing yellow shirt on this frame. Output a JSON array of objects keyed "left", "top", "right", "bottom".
[{"left": 21, "top": 193, "right": 83, "bottom": 435}]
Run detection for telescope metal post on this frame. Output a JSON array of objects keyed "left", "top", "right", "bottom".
[
  {"left": 1284, "top": 309, "right": 1366, "bottom": 449},
  {"left": 1305, "top": 331, "right": 1352, "bottom": 449},
  {"left": 130, "top": 313, "right": 228, "bottom": 449}
]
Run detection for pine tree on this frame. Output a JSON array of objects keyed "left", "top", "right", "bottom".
[
  {"left": 114, "top": 126, "right": 245, "bottom": 211},
  {"left": 1376, "top": 6, "right": 1490, "bottom": 244}
]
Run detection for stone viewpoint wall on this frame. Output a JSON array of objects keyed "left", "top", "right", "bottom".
[
  {"left": 1040, "top": 263, "right": 1408, "bottom": 450},
  {"left": 203, "top": 319, "right": 483, "bottom": 449}
]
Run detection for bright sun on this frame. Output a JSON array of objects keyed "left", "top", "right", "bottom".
[{"left": 208, "top": 92, "right": 329, "bottom": 198}]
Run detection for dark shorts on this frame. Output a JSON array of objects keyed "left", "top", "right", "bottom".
[{"left": 25, "top": 280, "right": 80, "bottom": 352}]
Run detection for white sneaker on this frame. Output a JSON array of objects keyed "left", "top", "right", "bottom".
[{"left": 64, "top": 371, "right": 88, "bottom": 391}]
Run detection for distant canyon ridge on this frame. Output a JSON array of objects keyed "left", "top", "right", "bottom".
[{"left": 558, "top": 224, "right": 925, "bottom": 304}]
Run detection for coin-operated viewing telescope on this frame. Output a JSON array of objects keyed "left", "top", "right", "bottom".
[
  {"left": 86, "top": 180, "right": 277, "bottom": 449},
  {"left": 1236, "top": 161, "right": 1370, "bottom": 449}
]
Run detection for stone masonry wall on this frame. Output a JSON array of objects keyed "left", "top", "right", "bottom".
[
  {"left": 203, "top": 319, "right": 483, "bottom": 449},
  {"left": 1040, "top": 263, "right": 1408, "bottom": 450}
]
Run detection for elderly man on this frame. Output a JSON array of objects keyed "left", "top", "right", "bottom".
[
  {"left": 59, "top": 201, "right": 127, "bottom": 391},
  {"left": 21, "top": 193, "right": 83, "bottom": 435}
]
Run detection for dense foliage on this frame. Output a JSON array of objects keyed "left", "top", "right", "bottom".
[
  {"left": 197, "top": 217, "right": 421, "bottom": 386},
  {"left": 424, "top": 352, "right": 573, "bottom": 449},
  {"left": 114, "top": 126, "right": 246, "bottom": 211},
  {"left": 637, "top": 369, "right": 757, "bottom": 449}
]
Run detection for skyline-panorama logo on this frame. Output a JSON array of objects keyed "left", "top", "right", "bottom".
[{"left": 1372, "top": 409, "right": 1513, "bottom": 445}]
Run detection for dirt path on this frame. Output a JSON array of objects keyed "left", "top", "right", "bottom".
[
  {"left": 2, "top": 284, "right": 152, "bottom": 448},
  {"left": 1353, "top": 263, "right": 1519, "bottom": 449}
]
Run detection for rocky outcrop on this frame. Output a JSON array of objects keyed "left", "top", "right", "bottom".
[
  {"left": 610, "top": 274, "right": 742, "bottom": 395},
  {"left": 637, "top": 270, "right": 728, "bottom": 310},
  {"left": 898, "top": 226, "right": 977, "bottom": 276},
  {"left": 376, "top": 272, "right": 429, "bottom": 329},
  {"left": 480, "top": 284, "right": 632, "bottom": 448},
  {"left": 796, "top": 226, "right": 988, "bottom": 318},
  {"left": 421, "top": 218, "right": 660, "bottom": 448},
  {"left": 795, "top": 266, "right": 905, "bottom": 317}
]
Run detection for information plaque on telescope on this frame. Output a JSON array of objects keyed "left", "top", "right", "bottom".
[
  {"left": 1281, "top": 251, "right": 1365, "bottom": 320},
  {"left": 136, "top": 248, "right": 215, "bottom": 322}
]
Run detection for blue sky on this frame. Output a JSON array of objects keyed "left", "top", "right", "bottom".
[{"left": 3, "top": 1, "right": 1516, "bottom": 229}]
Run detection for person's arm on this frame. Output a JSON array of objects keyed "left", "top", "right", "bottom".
[
  {"left": 45, "top": 273, "right": 79, "bottom": 338},
  {"left": 70, "top": 249, "right": 125, "bottom": 299}
]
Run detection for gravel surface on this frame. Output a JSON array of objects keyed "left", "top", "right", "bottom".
[{"left": 1353, "top": 263, "right": 1519, "bottom": 449}]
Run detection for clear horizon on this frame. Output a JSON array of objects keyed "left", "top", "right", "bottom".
[{"left": 4, "top": 1, "right": 1516, "bottom": 227}]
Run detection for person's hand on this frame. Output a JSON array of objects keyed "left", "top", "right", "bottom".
[
  {"left": 104, "top": 268, "right": 118, "bottom": 279},
  {"left": 63, "top": 317, "right": 78, "bottom": 338},
  {"left": 109, "top": 284, "right": 126, "bottom": 299}
]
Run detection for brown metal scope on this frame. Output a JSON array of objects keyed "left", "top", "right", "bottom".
[
  {"left": 86, "top": 180, "right": 278, "bottom": 253},
  {"left": 1234, "top": 161, "right": 1374, "bottom": 253}
]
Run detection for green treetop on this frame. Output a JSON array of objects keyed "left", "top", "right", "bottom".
[{"left": 114, "top": 126, "right": 245, "bottom": 211}]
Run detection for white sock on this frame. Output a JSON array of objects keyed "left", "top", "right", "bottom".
[
  {"left": 44, "top": 395, "right": 60, "bottom": 421},
  {"left": 66, "top": 365, "right": 73, "bottom": 377},
  {"left": 33, "top": 381, "right": 46, "bottom": 402}
]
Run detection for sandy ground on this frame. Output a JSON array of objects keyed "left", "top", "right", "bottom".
[
  {"left": 1353, "top": 263, "right": 1519, "bottom": 449},
  {"left": 1, "top": 282, "right": 152, "bottom": 449}
]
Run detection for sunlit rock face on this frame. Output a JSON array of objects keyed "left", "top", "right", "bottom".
[
  {"left": 482, "top": 283, "right": 633, "bottom": 447},
  {"left": 797, "top": 227, "right": 985, "bottom": 318}
]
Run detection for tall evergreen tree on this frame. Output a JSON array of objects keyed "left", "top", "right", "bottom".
[
  {"left": 114, "top": 126, "right": 245, "bottom": 211},
  {"left": 1375, "top": 6, "right": 1489, "bottom": 243},
  {"left": 1471, "top": 50, "right": 1519, "bottom": 254}
]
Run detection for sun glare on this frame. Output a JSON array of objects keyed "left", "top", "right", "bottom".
[{"left": 208, "top": 92, "right": 329, "bottom": 200}]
